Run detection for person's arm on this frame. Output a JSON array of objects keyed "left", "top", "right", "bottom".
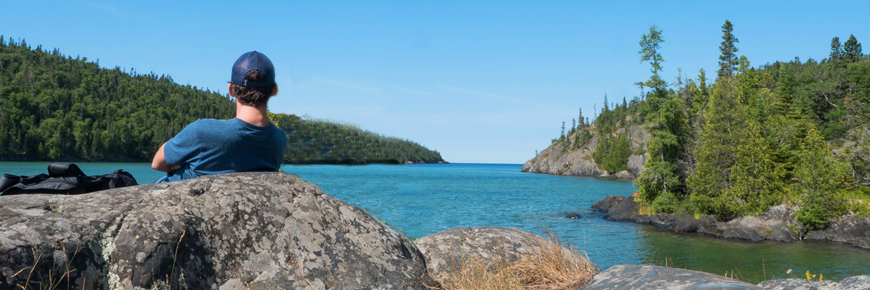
[{"left": 152, "top": 143, "right": 182, "bottom": 172}]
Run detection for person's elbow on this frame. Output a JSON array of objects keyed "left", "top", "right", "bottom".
[{"left": 152, "top": 143, "right": 173, "bottom": 172}]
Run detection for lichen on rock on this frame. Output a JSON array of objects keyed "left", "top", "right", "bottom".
[{"left": 0, "top": 172, "right": 431, "bottom": 289}]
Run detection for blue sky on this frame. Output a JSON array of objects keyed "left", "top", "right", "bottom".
[{"left": 2, "top": 1, "right": 868, "bottom": 163}]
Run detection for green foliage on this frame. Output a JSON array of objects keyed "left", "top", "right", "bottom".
[
  {"left": 272, "top": 114, "right": 444, "bottom": 164},
  {"left": 843, "top": 34, "right": 863, "bottom": 63},
  {"left": 0, "top": 37, "right": 235, "bottom": 161},
  {"left": 688, "top": 77, "right": 782, "bottom": 218},
  {"left": 593, "top": 133, "right": 631, "bottom": 173},
  {"left": 718, "top": 20, "right": 740, "bottom": 78},
  {"left": 639, "top": 25, "right": 666, "bottom": 91},
  {"left": 0, "top": 37, "right": 443, "bottom": 164},
  {"left": 793, "top": 128, "right": 850, "bottom": 231},
  {"left": 830, "top": 37, "right": 843, "bottom": 62}
]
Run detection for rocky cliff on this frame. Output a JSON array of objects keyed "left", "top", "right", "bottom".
[{"left": 522, "top": 124, "right": 651, "bottom": 180}]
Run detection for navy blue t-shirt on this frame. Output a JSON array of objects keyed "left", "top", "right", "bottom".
[{"left": 155, "top": 118, "right": 288, "bottom": 183}]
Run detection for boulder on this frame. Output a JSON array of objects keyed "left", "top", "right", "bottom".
[
  {"left": 630, "top": 214, "right": 651, "bottom": 224},
  {"left": 604, "top": 196, "right": 639, "bottom": 221},
  {"left": 804, "top": 215, "right": 870, "bottom": 243},
  {"left": 698, "top": 215, "right": 718, "bottom": 229},
  {"left": 583, "top": 264, "right": 760, "bottom": 290},
  {"left": 665, "top": 214, "right": 700, "bottom": 233},
  {"left": 591, "top": 195, "right": 625, "bottom": 212},
  {"left": 697, "top": 227, "right": 723, "bottom": 239},
  {"left": 0, "top": 172, "right": 430, "bottom": 290},
  {"left": 414, "top": 227, "right": 599, "bottom": 286},
  {"left": 613, "top": 170, "right": 634, "bottom": 180},
  {"left": 721, "top": 227, "right": 767, "bottom": 242},
  {"left": 767, "top": 224, "right": 797, "bottom": 243}
]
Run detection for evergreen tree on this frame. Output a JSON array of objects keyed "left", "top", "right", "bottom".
[
  {"left": 639, "top": 25, "right": 666, "bottom": 92},
  {"left": 793, "top": 128, "right": 850, "bottom": 231},
  {"left": 844, "top": 34, "right": 863, "bottom": 63},
  {"left": 636, "top": 91, "right": 686, "bottom": 207},
  {"left": 829, "top": 36, "right": 843, "bottom": 62},
  {"left": 718, "top": 20, "right": 740, "bottom": 78}
]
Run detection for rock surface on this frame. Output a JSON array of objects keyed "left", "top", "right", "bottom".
[
  {"left": 584, "top": 264, "right": 760, "bottom": 290},
  {"left": 591, "top": 195, "right": 639, "bottom": 221},
  {"left": 757, "top": 276, "right": 870, "bottom": 290},
  {"left": 414, "top": 227, "right": 599, "bottom": 285},
  {"left": 0, "top": 172, "right": 430, "bottom": 289},
  {"left": 804, "top": 214, "right": 870, "bottom": 244},
  {"left": 521, "top": 124, "right": 650, "bottom": 180}
]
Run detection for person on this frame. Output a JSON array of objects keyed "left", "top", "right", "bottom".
[{"left": 151, "top": 51, "right": 288, "bottom": 183}]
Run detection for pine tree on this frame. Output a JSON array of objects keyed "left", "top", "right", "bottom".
[
  {"left": 829, "top": 36, "right": 843, "bottom": 62},
  {"left": 844, "top": 34, "right": 863, "bottom": 63},
  {"left": 718, "top": 20, "right": 740, "bottom": 79},
  {"left": 639, "top": 25, "right": 666, "bottom": 92}
]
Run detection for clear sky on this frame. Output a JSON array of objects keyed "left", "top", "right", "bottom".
[{"left": 2, "top": 1, "right": 868, "bottom": 164}]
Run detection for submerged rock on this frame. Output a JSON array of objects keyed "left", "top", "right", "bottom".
[
  {"left": 566, "top": 212, "right": 583, "bottom": 219},
  {"left": 0, "top": 172, "right": 430, "bottom": 289},
  {"left": 584, "top": 264, "right": 760, "bottom": 290}
]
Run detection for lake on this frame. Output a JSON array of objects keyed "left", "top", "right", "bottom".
[{"left": 2, "top": 162, "right": 868, "bottom": 282}]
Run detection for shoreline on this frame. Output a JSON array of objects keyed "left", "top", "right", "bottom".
[{"left": 590, "top": 195, "right": 870, "bottom": 251}]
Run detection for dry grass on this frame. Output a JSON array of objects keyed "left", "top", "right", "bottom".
[{"left": 433, "top": 235, "right": 598, "bottom": 290}]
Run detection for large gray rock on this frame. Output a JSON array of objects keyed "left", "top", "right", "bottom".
[
  {"left": 604, "top": 196, "right": 640, "bottom": 221},
  {"left": 591, "top": 195, "right": 626, "bottom": 213},
  {"left": 0, "top": 172, "right": 430, "bottom": 290},
  {"left": 804, "top": 214, "right": 870, "bottom": 243},
  {"left": 583, "top": 264, "right": 760, "bottom": 290},
  {"left": 415, "top": 227, "right": 599, "bottom": 286}
]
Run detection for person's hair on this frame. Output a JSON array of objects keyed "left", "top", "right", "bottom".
[{"left": 231, "top": 70, "right": 274, "bottom": 106}]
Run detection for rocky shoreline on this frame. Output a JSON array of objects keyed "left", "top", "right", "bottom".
[{"left": 591, "top": 195, "right": 870, "bottom": 250}]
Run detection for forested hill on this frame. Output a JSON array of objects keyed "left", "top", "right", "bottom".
[
  {"left": 271, "top": 113, "right": 444, "bottom": 164},
  {"left": 534, "top": 22, "right": 869, "bottom": 229},
  {"left": 0, "top": 36, "right": 444, "bottom": 164}
]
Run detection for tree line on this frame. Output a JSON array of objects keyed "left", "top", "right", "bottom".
[
  {"left": 271, "top": 113, "right": 443, "bottom": 164},
  {"left": 551, "top": 22, "right": 869, "bottom": 230},
  {"left": 0, "top": 36, "right": 443, "bottom": 164}
]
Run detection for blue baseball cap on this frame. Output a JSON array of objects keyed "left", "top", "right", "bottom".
[{"left": 230, "top": 51, "right": 275, "bottom": 88}]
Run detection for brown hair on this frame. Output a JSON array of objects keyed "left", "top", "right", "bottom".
[{"left": 230, "top": 70, "right": 274, "bottom": 106}]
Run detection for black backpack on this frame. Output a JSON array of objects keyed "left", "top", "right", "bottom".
[{"left": 0, "top": 163, "right": 138, "bottom": 196}]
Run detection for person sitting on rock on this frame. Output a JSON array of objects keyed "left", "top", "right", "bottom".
[{"left": 151, "top": 51, "right": 288, "bottom": 183}]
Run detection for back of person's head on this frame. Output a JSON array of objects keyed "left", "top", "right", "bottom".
[{"left": 230, "top": 51, "right": 276, "bottom": 107}]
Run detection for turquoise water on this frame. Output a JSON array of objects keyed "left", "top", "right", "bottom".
[{"left": 2, "top": 162, "right": 868, "bottom": 281}]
